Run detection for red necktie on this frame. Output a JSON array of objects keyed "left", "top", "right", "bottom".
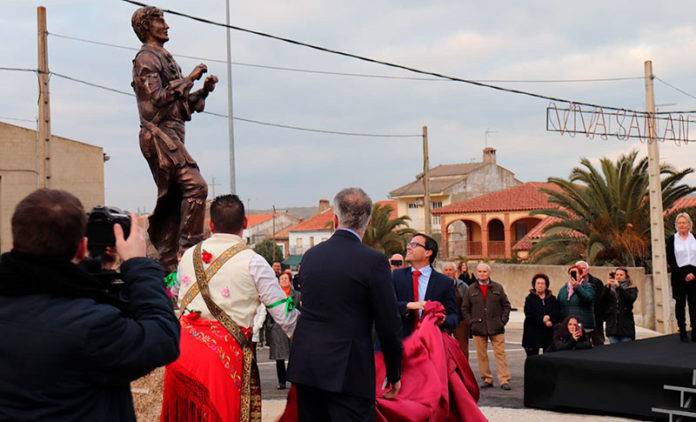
[{"left": 412, "top": 269, "right": 421, "bottom": 329}]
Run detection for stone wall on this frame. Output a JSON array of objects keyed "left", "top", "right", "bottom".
[{"left": 436, "top": 261, "right": 654, "bottom": 330}]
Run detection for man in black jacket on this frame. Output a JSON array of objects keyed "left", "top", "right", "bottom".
[
  {"left": 287, "top": 187, "right": 402, "bottom": 421},
  {"left": 0, "top": 189, "right": 179, "bottom": 421}
]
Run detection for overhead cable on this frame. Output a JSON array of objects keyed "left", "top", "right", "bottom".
[
  {"left": 120, "top": 0, "right": 648, "bottom": 113},
  {"left": 655, "top": 77, "right": 696, "bottom": 102},
  {"left": 47, "top": 70, "right": 420, "bottom": 138},
  {"left": 49, "top": 32, "right": 643, "bottom": 84},
  {"left": 0, "top": 115, "right": 36, "bottom": 123}
]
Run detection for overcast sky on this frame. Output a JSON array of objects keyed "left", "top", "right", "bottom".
[{"left": 3, "top": 1, "right": 696, "bottom": 212}]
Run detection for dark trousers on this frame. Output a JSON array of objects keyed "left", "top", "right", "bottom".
[
  {"left": 675, "top": 283, "right": 696, "bottom": 331},
  {"left": 452, "top": 319, "right": 469, "bottom": 360},
  {"left": 525, "top": 347, "right": 542, "bottom": 357},
  {"left": 296, "top": 383, "right": 375, "bottom": 422},
  {"left": 590, "top": 322, "right": 605, "bottom": 346},
  {"left": 276, "top": 359, "right": 287, "bottom": 384}
]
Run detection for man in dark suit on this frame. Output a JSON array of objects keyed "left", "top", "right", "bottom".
[
  {"left": 393, "top": 233, "right": 459, "bottom": 338},
  {"left": 287, "top": 188, "right": 402, "bottom": 421}
]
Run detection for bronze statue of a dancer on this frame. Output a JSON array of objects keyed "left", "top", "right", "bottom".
[{"left": 131, "top": 6, "right": 218, "bottom": 275}]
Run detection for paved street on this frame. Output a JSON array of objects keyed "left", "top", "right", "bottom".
[{"left": 256, "top": 311, "right": 660, "bottom": 412}]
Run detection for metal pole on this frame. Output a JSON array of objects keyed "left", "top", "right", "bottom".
[
  {"left": 37, "top": 6, "right": 51, "bottom": 188},
  {"left": 272, "top": 205, "right": 276, "bottom": 262},
  {"left": 644, "top": 60, "right": 671, "bottom": 333},
  {"left": 422, "top": 126, "right": 431, "bottom": 236},
  {"left": 225, "top": 0, "right": 236, "bottom": 194}
]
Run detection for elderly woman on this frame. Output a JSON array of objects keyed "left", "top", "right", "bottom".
[
  {"left": 602, "top": 267, "right": 638, "bottom": 344},
  {"left": 522, "top": 273, "right": 561, "bottom": 356},
  {"left": 267, "top": 270, "right": 300, "bottom": 389},
  {"left": 546, "top": 315, "right": 593, "bottom": 352},
  {"left": 666, "top": 212, "right": 696, "bottom": 342}
]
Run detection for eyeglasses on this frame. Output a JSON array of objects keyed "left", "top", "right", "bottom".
[
  {"left": 406, "top": 241, "right": 426, "bottom": 249},
  {"left": 390, "top": 260, "right": 403, "bottom": 266}
]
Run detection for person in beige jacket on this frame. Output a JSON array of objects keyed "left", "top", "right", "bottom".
[{"left": 462, "top": 263, "right": 512, "bottom": 391}]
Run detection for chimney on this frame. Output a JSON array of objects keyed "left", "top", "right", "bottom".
[
  {"left": 483, "top": 147, "right": 496, "bottom": 164},
  {"left": 318, "top": 199, "right": 330, "bottom": 213}
]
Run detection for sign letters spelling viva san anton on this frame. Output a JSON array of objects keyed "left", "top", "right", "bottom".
[{"left": 546, "top": 102, "right": 696, "bottom": 144}]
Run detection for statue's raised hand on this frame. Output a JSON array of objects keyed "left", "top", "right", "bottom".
[
  {"left": 203, "top": 75, "right": 218, "bottom": 93},
  {"left": 189, "top": 63, "right": 207, "bottom": 81}
]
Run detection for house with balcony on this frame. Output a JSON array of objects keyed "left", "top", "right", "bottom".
[
  {"left": 388, "top": 148, "right": 520, "bottom": 236},
  {"left": 433, "top": 182, "right": 560, "bottom": 260}
]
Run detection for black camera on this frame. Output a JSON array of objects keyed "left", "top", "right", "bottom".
[
  {"left": 81, "top": 206, "right": 131, "bottom": 293},
  {"left": 86, "top": 206, "right": 131, "bottom": 258}
]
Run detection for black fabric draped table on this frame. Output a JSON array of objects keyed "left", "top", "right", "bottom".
[{"left": 524, "top": 334, "right": 696, "bottom": 420}]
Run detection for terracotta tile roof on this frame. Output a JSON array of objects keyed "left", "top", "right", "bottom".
[
  {"left": 433, "top": 182, "right": 561, "bottom": 215},
  {"left": 289, "top": 200, "right": 400, "bottom": 233},
  {"left": 290, "top": 207, "right": 334, "bottom": 232},
  {"left": 667, "top": 196, "right": 696, "bottom": 214},
  {"left": 513, "top": 216, "right": 558, "bottom": 251},
  {"left": 513, "top": 216, "right": 585, "bottom": 251},
  {"left": 375, "top": 200, "right": 398, "bottom": 219},
  {"left": 246, "top": 213, "right": 279, "bottom": 227}
]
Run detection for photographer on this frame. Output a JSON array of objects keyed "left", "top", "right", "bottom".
[
  {"left": 546, "top": 315, "right": 593, "bottom": 353},
  {"left": 602, "top": 268, "right": 638, "bottom": 344},
  {"left": 0, "top": 189, "right": 179, "bottom": 421},
  {"left": 558, "top": 264, "right": 595, "bottom": 338}
]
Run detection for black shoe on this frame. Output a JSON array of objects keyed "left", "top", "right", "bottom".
[
  {"left": 692, "top": 331, "right": 696, "bottom": 342},
  {"left": 501, "top": 383, "right": 511, "bottom": 391},
  {"left": 479, "top": 381, "right": 494, "bottom": 389},
  {"left": 681, "top": 330, "right": 689, "bottom": 342}
]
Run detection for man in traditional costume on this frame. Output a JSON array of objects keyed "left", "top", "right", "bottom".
[
  {"left": 131, "top": 6, "right": 217, "bottom": 275},
  {"left": 162, "top": 194, "right": 298, "bottom": 422}
]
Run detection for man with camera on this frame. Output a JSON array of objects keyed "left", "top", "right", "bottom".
[{"left": 0, "top": 189, "right": 180, "bottom": 421}]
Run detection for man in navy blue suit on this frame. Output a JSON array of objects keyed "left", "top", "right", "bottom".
[
  {"left": 393, "top": 233, "right": 459, "bottom": 338},
  {"left": 287, "top": 188, "right": 403, "bottom": 422}
]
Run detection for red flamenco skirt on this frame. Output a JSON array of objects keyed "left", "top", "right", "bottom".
[
  {"left": 161, "top": 313, "right": 252, "bottom": 422},
  {"left": 280, "top": 302, "right": 487, "bottom": 422}
]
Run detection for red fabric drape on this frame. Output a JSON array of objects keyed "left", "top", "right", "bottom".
[
  {"left": 280, "top": 302, "right": 487, "bottom": 422},
  {"left": 161, "top": 313, "right": 251, "bottom": 422}
]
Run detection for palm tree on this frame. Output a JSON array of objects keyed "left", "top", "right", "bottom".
[
  {"left": 530, "top": 150, "right": 695, "bottom": 267},
  {"left": 362, "top": 203, "right": 416, "bottom": 255}
]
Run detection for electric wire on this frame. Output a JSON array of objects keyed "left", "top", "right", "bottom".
[
  {"left": 120, "top": 0, "right": 647, "bottom": 113},
  {"left": 0, "top": 115, "right": 36, "bottom": 123},
  {"left": 47, "top": 70, "right": 420, "bottom": 137},
  {"left": 48, "top": 32, "right": 644, "bottom": 84},
  {"left": 655, "top": 77, "right": 696, "bottom": 102}
]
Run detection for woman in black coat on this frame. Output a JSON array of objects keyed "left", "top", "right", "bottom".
[
  {"left": 522, "top": 273, "right": 561, "bottom": 356},
  {"left": 603, "top": 267, "right": 638, "bottom": 343},
  {"left": 546, "top": 315, "right": 593, "bottom": 353},
  {"left": 666, "top": 212, "right": 696, "bottom": 342}
]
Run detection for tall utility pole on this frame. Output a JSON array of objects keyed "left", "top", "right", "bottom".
[
  {"left": 644, "top": 60, "right": 671, "bottom": 333},
  {"left": 225, "top": 0, "right": 236, "bottom": 194},
  {"left": 37, "top": 6, "right": 51, "bottom": 188},
  {"left": 272, "top": 205, "right": 276, "bottom": 261},
  {"left": 422, "top": 126, "right": 431, "bottom": 236}
]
